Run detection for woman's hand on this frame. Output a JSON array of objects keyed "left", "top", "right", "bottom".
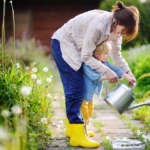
[
  {"left": 102, "top": 69, "right": 118, "bottom": 84},
  {"left": 126, "top": 71, "right": 136, "bottom": 86}
]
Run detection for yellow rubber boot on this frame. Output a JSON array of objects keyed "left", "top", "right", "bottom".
[
  {"left": 88, "top": 100, "right": 93, "bottom": 118},
  {"left": 65, "top": 118, "right": 70, "bottom": 137},
  {"left": 69, "top": 124, "right": 100, "bottom": 148},
  {"left": 86, "top": 100, "right": 94, "bottom": 137},
  {"left": 81, "top": 100, "right": 89, "bottom": 124},
  {"left": 81, "top": 100, "right": 94, "bottom": 137}
]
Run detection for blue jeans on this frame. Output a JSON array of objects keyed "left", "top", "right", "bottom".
[{"left": 51, "top": 39, "right": 84, "bottom": 124}]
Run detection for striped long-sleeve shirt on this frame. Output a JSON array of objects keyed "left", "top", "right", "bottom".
[{"left": 51, "top": 9, "right": 131, "bottom": 75}]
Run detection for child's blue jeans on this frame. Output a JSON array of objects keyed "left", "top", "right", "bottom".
[{"left": 51, "top": 39, "right": 84, "bottom": 124}]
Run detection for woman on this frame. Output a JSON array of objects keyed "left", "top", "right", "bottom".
[{"left": 51, "top": 1, "right": 139, "bottom": 148}]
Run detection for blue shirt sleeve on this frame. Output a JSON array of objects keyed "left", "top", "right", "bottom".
[
  {"left": 104, "top": 61, "right": 125, "bottom": 78},
  {"left": 83, "top": 63, "right": 102, "bottom": 81}
]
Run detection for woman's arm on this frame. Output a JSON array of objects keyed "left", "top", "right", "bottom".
[
  {"left": 109, "top": 36, "right": 131, "bottom": 73},
  {"left": 110, "top": 36, "right": 136, "bottom": 85}
]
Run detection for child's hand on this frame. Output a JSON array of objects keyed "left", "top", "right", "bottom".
[{"left": 99, "top": 70, "right": 118, "bottom": 83}]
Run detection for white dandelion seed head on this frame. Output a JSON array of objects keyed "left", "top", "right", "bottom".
[
  {"left": 43, "top": 67, "right": 48, "bottom": 72},
  {"left": 46, "top": 77, "right": 52, "bottom": 83},
  {"left": 41, "top": 117, "right": 48, "bottom": 124},
  {"left": 11, "top": 105, "right": 22, "bottom": 115},
  {"left": 20, "top": 86, "right": 32, "bottom": 96},
  {"left": 36, "top": 79, "right": 42, "bottom": 85},
  {"left": 1, "top": 110, "right": 10, "bottom": 117},
  {"left": 54, "top": 96, "right": 58, "bottom": 100},
  {"left": 47, "top": 93, "right": 52, "bottom": 98},
  {"left": 16, "top": 63, "right": 20, "bottom": 69},
  {"left": 106, "top": 136, "right": 110, "bottom": 140},
  {"left": 25, "top": 66, "right": 29, "bottom": 70},
  {"left": 137, "top": 130, "right": 141, "bottom": 136},
  {"left": 32, "top": 67, "right": 38, "bottom": 73},
  {"left": 31, "top": 74, "right": 37, "bottom": 80}
]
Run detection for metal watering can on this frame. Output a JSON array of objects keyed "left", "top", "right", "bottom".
[{"left": 104, "top": 83, "right": 150, "bottom": 114}]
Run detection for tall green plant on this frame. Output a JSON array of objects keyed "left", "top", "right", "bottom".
[
  {"left": 1, "top": 0, "right": 6, "bottom": 70},
  {"left": 10, "top": 0, "right": 16, "bottom": 50}
]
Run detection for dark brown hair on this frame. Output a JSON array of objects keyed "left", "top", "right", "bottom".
[{"left": 112, "top": 1, "right": 139, "bottom": 41}]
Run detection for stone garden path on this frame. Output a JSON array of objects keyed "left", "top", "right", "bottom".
[{"left": 46, "top": 89, "right": 145, "bottom": 150}]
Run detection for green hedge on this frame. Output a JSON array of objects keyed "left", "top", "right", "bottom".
[{"left": 100, "top": 0, "right": 150, "bottom": 49}]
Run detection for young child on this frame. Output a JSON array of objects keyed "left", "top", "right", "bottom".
[{"left": 81, "top": 42, "right": 133, "bottom": 136}]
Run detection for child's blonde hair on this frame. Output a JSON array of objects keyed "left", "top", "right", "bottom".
[{"left": 95, "top": 41, "right": 111, "bottom": 55}]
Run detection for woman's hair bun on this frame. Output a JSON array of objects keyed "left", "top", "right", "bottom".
[
  {"left": 112, "top": 1, "right": 126, "bottom": 13},
  {"left": 116, "top": 1, "right": 125, "bottom": 9}
]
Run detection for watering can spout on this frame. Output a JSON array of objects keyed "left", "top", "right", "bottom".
[{"left": 127, "top": 102, "right": 150, "bottom": 111}]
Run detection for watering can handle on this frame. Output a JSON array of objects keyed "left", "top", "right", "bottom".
[{"left": 105, "top": 82, "right": 136, "bottom": 96}]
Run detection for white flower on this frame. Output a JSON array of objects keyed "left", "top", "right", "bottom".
[
  {"left": 41, "top": 117, "right": 48, "bottom": 124},
  {"left": 54, "top": 96, "right": 58, "bottom": 100},
  {"left": 142, "top": 134, "right": 147, "bottom": 142},
  {"left": 36, "top": 79, "right": 42, "bottom": 85},
  {"left": 20, "top": 86, "right": 32, "bottom": 96},
  {"left": 26, "top": 66, "right": 29, "bottom": 70},
  {"left": 1, "top": 110, "right": 10, "bottom": 117},
  {"left": 47, "top": 93, "right": 52, "bottom": 98},
  {"left": 106, "top": 136, "right": 111, "bottom": 140},
  {"left": 137, "top": 130, "right": 141, "bottom": 136},
  {"left": 0, "top": 127, "right": 8, "bottom": 140},
  {"left": 11, "top": 105, "right": 22, "bottom": 115},
  {"left": 16, "top": 63, "right": 20, "bottom": 69},
  {"left": 46, "top": 77, "right": 52, "bottom": 83},
  {"left": 31, "top": 74, "right": 37, "bottom": 80},
  {"left": 43, "top": 67, "right": 48, "bottom": 72},
  {"left": 32, "top": 67, "right": 38, "bottom": 73}
]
